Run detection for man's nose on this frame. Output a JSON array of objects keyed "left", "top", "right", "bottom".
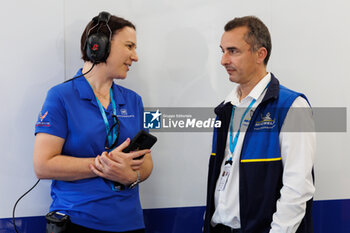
[{"left": 221, "top": 52, "right": 230, "bottom": 66}]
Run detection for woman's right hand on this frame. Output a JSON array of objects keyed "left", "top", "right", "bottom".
[{"left": 89, "top": 138, "right": 150, "bottom": 185}]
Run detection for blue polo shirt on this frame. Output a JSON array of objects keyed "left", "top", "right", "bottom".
[{"left": 35, "top": 69, "right": 145, "bottom": 231}]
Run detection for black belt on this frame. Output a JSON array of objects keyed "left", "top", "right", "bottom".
[{"left": 213, "top": 224, "right": 242, "bottom": 233}]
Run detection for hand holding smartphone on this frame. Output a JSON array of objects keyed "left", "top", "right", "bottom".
[
  {"left": 122, "top": 130, "right": 157, "bottom": 159},
  {"left": 112, "top": 130, "right": 157, "bottom": 191}
]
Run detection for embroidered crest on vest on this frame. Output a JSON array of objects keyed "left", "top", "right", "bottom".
[{"left": 254, "top": 112, "right": 276, "bottom": 130}]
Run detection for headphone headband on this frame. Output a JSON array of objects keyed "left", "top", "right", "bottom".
[{"left": 97, "top": 11, "right": 111, "bottom": 24}]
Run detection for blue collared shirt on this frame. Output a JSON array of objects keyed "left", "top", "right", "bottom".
[{"left": 35, "top": 69, "right": 145, "bottom": 231}]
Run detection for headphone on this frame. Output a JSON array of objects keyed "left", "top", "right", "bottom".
[
  {"left": 84, "top": 11, "right": 112, "bottom": 63},
  {"left": 64, "top": 12, "right": 112, "bottom": 83}
]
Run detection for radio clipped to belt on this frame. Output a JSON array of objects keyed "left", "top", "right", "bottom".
[{"left": 45, "top": 211, "right": 70, "bottom": 233}]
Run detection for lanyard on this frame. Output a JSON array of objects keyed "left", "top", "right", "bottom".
[
  {"left": 228, "top": 98, "right": 256, "bottom": 161},
  {"left": 95, "top": 88, "right": 117, "bottom": 150},
  {"left": 227, "top": 81, "right": 270, "bottom": 162}
]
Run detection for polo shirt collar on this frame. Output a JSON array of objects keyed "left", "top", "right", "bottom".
[
  {"left": 111, "top": 83, "right": 126, "bottom": 106},
  {"left": 72, "top": 68, "right": 126, "bottom": 106}
]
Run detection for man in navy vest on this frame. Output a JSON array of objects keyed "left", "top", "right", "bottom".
[{"left": 204, "top": 16, "right": 315, "bottom": 233}]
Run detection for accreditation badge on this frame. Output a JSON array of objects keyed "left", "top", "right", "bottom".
[{"left": 216, "top": 162, "right": 232, "bottom": 191}]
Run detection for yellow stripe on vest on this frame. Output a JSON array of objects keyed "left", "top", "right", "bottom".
[{"left": 241, "top": 157, "right": 282, "bottom": 163}]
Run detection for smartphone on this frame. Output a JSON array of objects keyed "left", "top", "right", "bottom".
[{"left": 122, "top": 130, "right": 157, "bottom": 159}]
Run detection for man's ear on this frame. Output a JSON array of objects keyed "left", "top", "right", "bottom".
[{"left": 256, "top": 47, "right": 267, "bottom": 65}]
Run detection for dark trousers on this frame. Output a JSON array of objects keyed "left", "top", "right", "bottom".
[
  {"left": 212, "top": 224, "right": 242, "bottom": 233},
  {"left": 66, "top": 222, "right": 145, "bottom": 233}
]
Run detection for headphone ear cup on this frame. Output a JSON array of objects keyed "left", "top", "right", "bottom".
[{"left": 85, "top": 33, "right": 110, "bottom": 63}]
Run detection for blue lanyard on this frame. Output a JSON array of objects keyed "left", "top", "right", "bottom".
[
  {"left": 227, "top": 81, "right": 270, "bottom": 161},
  {"left": 94, "top": 88, "right": 117, "bottom": 149},
  {"left": 228, "top": 99, "right": 256, "bottom": 161}
]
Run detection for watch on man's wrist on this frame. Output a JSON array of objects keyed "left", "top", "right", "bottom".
[{"left": 128, "top": 171, "right": 141, "bottom": 189}]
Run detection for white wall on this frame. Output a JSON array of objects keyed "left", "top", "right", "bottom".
[
  {"left": 0, "top": 0, "right": 64, "bottom": 217},
  {"left": 1, "top": 0, "right": 349, "bottom": 218}
]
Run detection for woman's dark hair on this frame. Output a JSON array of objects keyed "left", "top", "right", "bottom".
[
  {"left": 224, "top": 16, "right": 271, "bottom": 65},
  {"left": 80, "top": 14, "right": 136, "bottom": 62}
]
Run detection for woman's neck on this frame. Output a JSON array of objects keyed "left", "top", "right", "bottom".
[{"left": 83, "top": 62, "right": 113, "bottom": 107}]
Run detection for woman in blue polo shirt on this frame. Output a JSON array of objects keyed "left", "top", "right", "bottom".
[{"left": 33, "top": 12, "right": 153, "bottom": 233}]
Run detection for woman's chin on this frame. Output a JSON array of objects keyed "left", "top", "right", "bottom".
[{"left": 113, "top": 73, "right": 127, "bottom": 80}]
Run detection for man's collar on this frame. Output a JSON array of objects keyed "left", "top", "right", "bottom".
[
  {"left": 224, "top": 72, "right": 271, "bottom": 106},
  {"left": 261, "top": 73, "right": 279, "bottom": 103}
]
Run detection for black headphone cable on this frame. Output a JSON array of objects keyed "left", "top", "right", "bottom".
[
  {"left": 64, "top": 63, "right": 96, "bottom": 83},
  {"left": 12, "top": 179, "right": 41, "bottom": 233}
]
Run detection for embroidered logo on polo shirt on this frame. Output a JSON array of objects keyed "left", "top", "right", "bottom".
[
  {"left": 36, "top": 110, "right": 51, "bottom": 127},
  {"left": 40, "top": 111, "right": 48, "bottom": 121},
  {"left": 117, "top": 108, "right": 135, "bottom": 118},
  {"left": 120, "top": 109, "right": 128, "bottom": 115}
]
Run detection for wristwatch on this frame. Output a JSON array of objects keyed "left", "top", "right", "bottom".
[{"left": 128, "top": 171, "right": 141, "bottom": 189}]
